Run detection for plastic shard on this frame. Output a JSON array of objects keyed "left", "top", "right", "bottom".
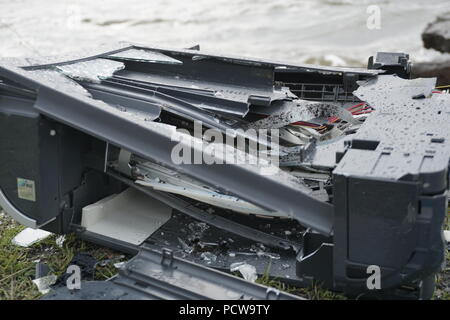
[
  {"left": 444, "top": 230, "right": 450, "bottom": 243},
  {"left": 32, "top": 275, "right": 58, "bottom": 295},
  {"left": 56, "top": 59, "right": 125, "bottom": 83},
  {"left": 230, "top": 262, "right": 258, "bottom": 282},
  {"left": 107, "top": 48, "right": 182, "bottom": 65},
  {"left": 12, "top": 228, "right": 52, "bottom": 247}
]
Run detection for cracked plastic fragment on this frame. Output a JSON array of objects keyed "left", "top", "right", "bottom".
[
  {"left": 200, "top": 252, "right": 217, "bottom": 264},
  {"left": 230, "top": 262, "right": 258, "bottom": 282},
  {"left": 56, "top": 59, "right": 125, "bottom": 83},
  {"left": 107, "top": 49, "right": 182, "bottom": 65},
  {"left": 32, "top": 275, "right": 57, "bottom": 294},
  {"left": 178, "top": 237, "right": 194, "bottom": 254},
  {"left": 355, "top": 76, "right": 436, "bottom": 101}
]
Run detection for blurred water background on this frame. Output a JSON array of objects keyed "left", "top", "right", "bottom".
[{"left": 1, "top": 0, "right": 450, "bottom": 66}]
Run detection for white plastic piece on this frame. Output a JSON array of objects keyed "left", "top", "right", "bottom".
[
  {"left": 81, "top": 188, "right": 172, "bottom": 245},
  {"left": 12, "top": 228, "right": 52, "bottom": 247},
  {"left": 113, "top": 261, "right": 127, "bottom": 269},
  {"left": 32, "top": 275, "right": 57, "bottom": 294},
  {"left": 230, "top": 262, "right": 258, "bottom": 283},
  {"left": 55, "top": 235, "right": 66, "bottom": 247},
  {"left": 444, "top": 230, "right": 450, "bottom": 243}
]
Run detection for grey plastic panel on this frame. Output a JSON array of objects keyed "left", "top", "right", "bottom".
[{"left": 0, "top": 188, "right": 37, "bottom": 228}]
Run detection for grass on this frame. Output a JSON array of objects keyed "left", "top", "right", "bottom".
[
  {"left": 0, "top": 209, "right": 449, "bottom": 300},
  {"left": 434, "top": 211, "right": 450, "bottom": 300},
  {"left": 0, "top": 211, "right": 126, "bottom": 300}
]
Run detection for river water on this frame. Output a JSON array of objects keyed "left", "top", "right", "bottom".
[{"left": 1, "top": 0, "right": 450, "bottom": 66}]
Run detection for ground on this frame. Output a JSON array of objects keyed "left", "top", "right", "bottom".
[{"left": 0, "top": 209, "right": 448, "bottom": 300}]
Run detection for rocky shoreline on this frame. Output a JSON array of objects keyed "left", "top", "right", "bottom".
[
  {"left": 412, "top": 60, "right": 450, "bottom": 86},
  {"left": 422, "top": 12, "right": 450, "bottom": 53},
  {"left": 412, "top": 13, "right": 450, "bottom": 85}
]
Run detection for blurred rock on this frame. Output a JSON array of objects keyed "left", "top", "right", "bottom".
[
  {"left": 422, "top": 12, "right": 450, "bottom": 53},
  {"left": 412, "top": 60, "right": 450, "bottom": 86},
  {"left": 414, "top": 14, "right": 450, "bottom": 86}
]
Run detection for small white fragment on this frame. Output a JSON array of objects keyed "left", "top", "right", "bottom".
[
  {"left": 256, "top": 251, "right": 281, "bottom": 260},
  {"left": 108, "top": 49, "right": 182, "bottom": 65},
  {"left": 113, "top": 261, "right": 127, "bottom": 269},
  {"left": 12, "top": 228, "right": 52, "bottom": 247},
  {"left": 55, "top": 235, "right": 66, "bottom": 247},
  {"left": 444, "top": 230, "right": 450, "bottom": 243},
  {"left": 32, "top": 274, "right": 57, "bottom": 294},
  {"left": 284, "top": 230, "right": 292, "bottom": 236},
  {"left": 230, "top": 262, "right": 258, "bottom": 283}
]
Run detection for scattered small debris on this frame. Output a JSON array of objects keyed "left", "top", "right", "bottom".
[
  {"left": 200, "top": 252, "right": 217, "bottom": 264},
  {"left": 177, "top": 237, "right": 194, "bottom": 254},
  {"left": 12, "top": 228, "right": 52, "bottom": 247},
  {"left": 188, "top": 222, "right": 209, "bottom": 240},
  {"left": 248, "top": 243, "right": 281, "bottom": 260},
  {"left": 32, "top": 275, "right": 57, "bottom": 294},
  {"left": 230, "top": 262, "right": 258, "bottom": 282}
]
